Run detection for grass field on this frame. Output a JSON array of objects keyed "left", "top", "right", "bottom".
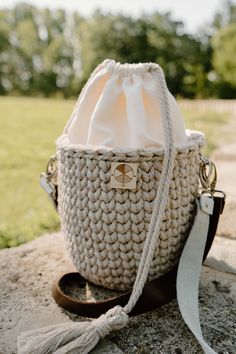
[{"left": 0, "top": 96, "right": 232, "bottom": 248}]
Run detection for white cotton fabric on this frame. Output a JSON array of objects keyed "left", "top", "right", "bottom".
[{"left": 67, "top": 59, "right": 187, "bottom": 148}]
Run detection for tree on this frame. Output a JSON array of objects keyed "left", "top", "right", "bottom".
[
  {"left": 0, "top": 3, "right": 234, "bottom": 98},
  {"left": 210, "top": 0, "right": 236, "bottom": 98},
  {"left": 212, "top": 0, "right": 236, "bottom": 29},
  {"left": 75, "top": 11, "right": 155, "bottom": 81},
  {"left": 212, "top": 23, "right": 236, "bottom": 86},
  {"left": 76, "top": 10, "right": 209, "bottom": 97}
]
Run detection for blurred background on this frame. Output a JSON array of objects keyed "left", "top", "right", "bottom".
[{"left": 0, "top": 0, "right": 235, "bottom": 248}]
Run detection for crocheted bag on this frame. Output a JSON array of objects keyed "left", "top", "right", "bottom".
[
  {"left": 57, "top": 59, "right": 203, "bottom": 291},
  {"left": 18, "top": 60, "right": 225, "bottom": 354}
]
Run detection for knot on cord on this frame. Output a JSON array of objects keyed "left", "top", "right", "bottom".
[{"left": 92, "top": 305, "right": 129, "bottom": 338}]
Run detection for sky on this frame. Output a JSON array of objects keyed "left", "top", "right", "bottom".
[{"left": 0, "top": 0, "right": 231, "bottom": 33}]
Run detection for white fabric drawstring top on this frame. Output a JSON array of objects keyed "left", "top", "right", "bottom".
[{"left": 67, "top": 59, "right": 187, "bottom": 149}]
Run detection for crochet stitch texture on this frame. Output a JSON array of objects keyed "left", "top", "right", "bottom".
[{"left": 57, "top": 131, "right": 204, "bottom": 290}]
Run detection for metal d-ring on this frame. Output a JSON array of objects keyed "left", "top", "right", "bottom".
[
  {"left": 200, "top": 155, "right": 217, "bottom": 193},
  {"left": 40, "top": 155, "right": 58, "bottom": 209}
]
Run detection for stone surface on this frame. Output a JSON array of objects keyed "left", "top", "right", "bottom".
[
  {"left": 211, "top": 143, "right": 236, "bottom": 239},
  {"left": 215, "top": 200, "right": 236, "bottom": 239},
  {"left": 0, "top": 233, "right": 236, "bottom": 354},
  {"left": 0, "top": 234, "right": 122, "bottom": 354},
  {"left": 212, "top": 143, "right": 236, "bottom": 162},
  {"left": 205, "top": 236, "right": 236, "bottom": 274},
  {"left": 110, "top": 267, "right": 236, "bottom": 354}
]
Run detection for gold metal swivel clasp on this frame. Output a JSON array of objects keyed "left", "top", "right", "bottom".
[
  {"left": 199, "top": 155, "right": 217, "bottom": 194},
  {"left": 40, "top": 155, "right": 58, "bottom": 209}
]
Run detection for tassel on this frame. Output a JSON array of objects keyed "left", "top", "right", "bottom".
[{"left": 17, "top": 305, "right": 129, "bottom": 354}]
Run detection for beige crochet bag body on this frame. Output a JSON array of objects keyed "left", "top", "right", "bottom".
[
  {"left": 18, "top": 60, "right": 225, "bottom": 354},
  {"left": 56, "top": 59, "right": 204, "bottom": 291}
]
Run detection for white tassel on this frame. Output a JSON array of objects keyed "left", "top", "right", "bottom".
[{"left": 17, "top": 305, "right": 129, "bottom": 354}]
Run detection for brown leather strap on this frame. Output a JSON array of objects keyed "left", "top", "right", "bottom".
[{"left": 52, "top": 195, "right": 225, "bottom": 318}]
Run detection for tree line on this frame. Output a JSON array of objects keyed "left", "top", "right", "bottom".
[{"left": 0, "top": 2, "right": 235, "bottom": 98}]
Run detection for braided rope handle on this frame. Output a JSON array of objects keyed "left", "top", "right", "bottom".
[{"left": 124, "top": 68, "right": 176, "bottom": 313}]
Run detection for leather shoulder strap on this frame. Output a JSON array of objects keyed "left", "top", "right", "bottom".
[{"left": 52, "top": 195, "right": 224, "bottom": 318}]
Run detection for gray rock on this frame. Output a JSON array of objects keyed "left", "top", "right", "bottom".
[
  {"left": 0, "top": 233, "right": 235, "bottom": 354},
  {"left": 109, "top": 268, "right": 236, "bottom": 354},
  {"left": 0, "top": 233, "right": 123, "bottom": 354},
  {"left": 211, "top": 144, "right": 236, "bottom": 239},
  {"left": 91, "top": 340, "right": 123, "bottom": 354},
  {"left": 215, "top": 199, "right": 236, "bottom": 239},
  {"left": 211, "top": 143, "right": 236, "bottom": 162},
  {"left": 205, "top": 236, "right": 236, "bottom": 274}
]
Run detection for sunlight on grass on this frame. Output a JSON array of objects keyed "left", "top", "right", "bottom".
[
  {"left": 0, "top": 97, "right": 231, "bottom": 248},
  {"left": 181, "top": 108, "right": 230, "bottom": 155},
  {"left": 0, "top": 96, "right": 75, "bottom": 247}
]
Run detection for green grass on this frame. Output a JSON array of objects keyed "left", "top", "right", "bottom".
[
  {"left": 0, "top": 96, "right": 232, "bottom": 248},
  {"left": 181, "top": 108, "right": 231, "bottom": 155},
  {"left": 0, "top": 96, "right": 75, "bottom": 248}
]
